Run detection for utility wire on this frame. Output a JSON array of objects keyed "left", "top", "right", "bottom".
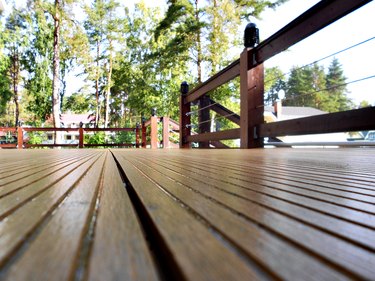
[
  {"left": 282, "top": 74, "right": 375, "bottom": 102},
  {"left": 187, "top": 74, "right": 374, "bottom": 128},
  {"left": 186, "top": 112, "right": 239, "bottom": 128},
  {"left": 186, "top": 102, "right": 218, "bottom": 116},
  {"left": 264, "top": 36, "right": 375, "bottom": 85}
]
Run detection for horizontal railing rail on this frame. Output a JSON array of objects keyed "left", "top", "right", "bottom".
[
  {"left": 259, "top": 107, "right": 375, "bottom": 138},
  {"left": 266, "top": 141, "right": 375, "bottom": 147}
]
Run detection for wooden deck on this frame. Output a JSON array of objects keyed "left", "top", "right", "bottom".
[{"left": 0, "top": 148, "right": 374, "bottom": 280}]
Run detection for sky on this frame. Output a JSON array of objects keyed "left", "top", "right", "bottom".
[
  {"left": 8, "top": 0, "right": 375, "bottom": 106},
  {"left": 102, "top": 0, "right": 375, "bottom": 105},
  {"left": 257, "top": 0, "right": 375, "bottom": 106}
]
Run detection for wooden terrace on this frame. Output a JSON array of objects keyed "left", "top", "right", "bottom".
[
  {"left": 1, "top": 1, "right": 375, "bottom": 280},
  {"left": 1, "top": 148, "right": 375, "bottom": 280}
]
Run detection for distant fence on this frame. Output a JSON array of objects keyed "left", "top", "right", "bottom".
[
  {"left": 0, "top": 127, "right": 140, "bottom": 149},
  {"left": 0, "top": 118, "right": 182, "bottom": 149}
]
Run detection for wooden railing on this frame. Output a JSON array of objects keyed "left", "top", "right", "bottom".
[
  {"left": 141, "top": 116, "right": 180, "bottom": 148},
  {"left": 0, "top": 126, "right": 140, "bottom": 149},
  {"left": 140, "top": 116, "right": 229, "bottom": 148},
  {"left": 180, "top": 0, "right": 375, "bottom": 148}
]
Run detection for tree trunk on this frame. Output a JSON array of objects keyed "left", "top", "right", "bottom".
[
  {"left": 11, "top": 48, "right": 20, "bottom": 126},
  {"left": 211, "top": 0, "right": 218, "bottom": 74},
  {"left": 13, "top": 76, "right": 19, "bottom": 127},
  {"left": 195, "top": 0, "right": 202, "bottom": 83},
  {"left": 104, "top": 39, "right": 113, "bottom": 128},
  {"left": 95, "top": 40, "right": 100, "bottom": 128},
  {"left": 52, "top": 0, "right": 61, "bottom": 131},
  {"left": 60, "top": 75, "right": 66, "bottom": 111}
]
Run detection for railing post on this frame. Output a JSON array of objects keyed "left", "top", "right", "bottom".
[
  {"left": 150, "top": 116, "right": 158, "bottom": 149},
  {"left": 162, "top": 117, "right": 170, "bottom": 149},
  {"left": 198, "top": 95, "right": 210, "bottom": 148},
  {"left": 17, "top": 127, "right": 23, "bottom": 149},
  {"left": 135, "top": 124, "right": 140, "bottom": 148},
  {"left": 240, "top": 48, "right": 264, "bottom": 148},
  {"left": 180, "top": 81, "right": 191, "bottom": 148},
  {"left": 79, "top": 127, "right": 84, "bottom": 148},
  {"left": 141, "top": 120, "right": 147, "bottom": 148}
]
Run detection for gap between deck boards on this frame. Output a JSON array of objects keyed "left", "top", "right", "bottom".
[{"left": 109, "top": 151, "right": 186, "bottom": 281}]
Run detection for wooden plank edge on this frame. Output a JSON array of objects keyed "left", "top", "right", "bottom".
[
  {"left": 187, "top": 128, "right": 240, "bottom": 142},
  {"left": 259, "top": 107, "right": 375, "bottom": 137},
  {"left": 186, "top": 60, "right": 240, "bottom": 103},
  {"left": 250, "top": 0, "right": 372, "bottom": 68}
]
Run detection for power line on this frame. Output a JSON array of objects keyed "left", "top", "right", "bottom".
[
  {"left": 282, "top": 74, "right": 375, "bottom": 103},
  {"left": 264, "top": 35, "right": 375, "bottom": 85},
  {"left": 186, "top": 102, "right": 218, "bottom": 116},
  {"left": 186, "top": 112, "right": 239, "bottom": 128}
]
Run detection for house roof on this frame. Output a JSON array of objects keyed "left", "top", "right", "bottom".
[
  {"left": 265, "top": 105, "right": 326, "bottom": 120},
  {"left": 60, "top": 113, "right": 95, "bottom": 126}
]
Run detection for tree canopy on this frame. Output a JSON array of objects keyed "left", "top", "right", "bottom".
[
  {"left": 265, "top": 58, "right": 353, "bottom": 113},
  {"left": 0, "top": 0, "right": 358, "bottom": 130}
]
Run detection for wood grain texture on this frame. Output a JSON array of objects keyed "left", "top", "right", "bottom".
[
  {"left": 87, "top": 151, "right": 159, "bottom": 281},
  {"left": 0, "top": 149, "right": 161, "bottom": 281},
  {"left": 1, "top": 148, "right": 374, "bottom": 281},
  {"left": 111, "top": 148, "right": 375, "bottom": 280},
  {"left": 0, "top": 150, "right": 105, "bottom": 280},
  {"left": 112, "top": 150, "right": 267, "bottom": 281}
]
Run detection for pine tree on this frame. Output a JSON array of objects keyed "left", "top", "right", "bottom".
[
  {"left": 155, "top": 0, "right": 203, "bottom": 83},
  {"left": 0, "top": 21, "right": 13, "bottom": 124},
  {"left": 24, "top": 0, "right": 54, "bottom": 123},
  {"left": 284, "top": 64, "right": 326, "bottom": 109},
  {"left": 84, "top": 0, "right": 121, "bottom": 128},
  {"left": 264, "top": 66, "right": 286, "bottom": 105},
  {"left": 4, "top": 7, "right": 29, "bottom": 126},
  {"left": 283, "top": 59, "right": 353, "bottom": 112},
  {"left": 324, "top": 57, "right": 352, "bottom": 112}
]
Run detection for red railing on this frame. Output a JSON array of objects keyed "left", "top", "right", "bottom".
[
  {"left": 141, "top": 116, "right": 179, "bottom": 148},
  {"left": 179, "top": 0, "right": 375, "bottom": 148},
  {"left": 0, "top": 126, "right": 140, "bottom": 149}
]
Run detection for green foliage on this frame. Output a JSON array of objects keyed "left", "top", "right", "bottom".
[
  {"left": 112, "top": 131, "right": 135, "bottom": 145},
  {"left": 283, "top": 58, "right": 353, "bottom": 112},
  {"left": 359, "top": 100, "right": 371, "bottom": 108},
  {"left": 324, "top": 57, "right": 353, "bottom": 112},
  {"left": 1, "top": 6, "right": 29, "bottom": 126},
  {"left": 83, "top": 0, "right": 122, "bottom": 127},
  {"left": 84, "top": 131, "right": 135, "bottom": 146},
  {"left": 63, "top": 92, "right": 93, "bottom": 113},
  {"left": 111, "top": 3, "right": 189, "bottom": 123},
  {"left": 0, "top": 131, "right": 16, "bottom": 144},
  {"left": 85, "top": 131, "right": 105, "bottom": 144},
  {"left": 0, "top": 54, "right": 12, "bottom": 117},
  {"left": 0, "top": 0, "right": 293, "bottom": 137},
  {"left": 285, "top": 63, "right": 327, "bottom": 108},
  {"left": 233, "top": 0, "right": 289, "bottom": 20},
  {"left": 27, "top": 131, "right": 47, "bottom": 144},
  {"left": 25, "top": 59, "right": 53, "bottom": 121},
  {"left": 265, "top": 67, "right": 286, "bottom": 105}
]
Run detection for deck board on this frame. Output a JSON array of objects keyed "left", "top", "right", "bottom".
[
  {"left": 0, "top": 149, "right": 160, "bottom": 281},
  {"left": 113, "top": 152, "right": 266, "bottom": 280},
  {"left": 112, "top": 148, "right": 375, "bottom": 280},
  {"left": 0, "top": 148, "right": 374, "bottom": 280},
  {"left": 87, "top": 151, "right": 159, "bottom": 281}
]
